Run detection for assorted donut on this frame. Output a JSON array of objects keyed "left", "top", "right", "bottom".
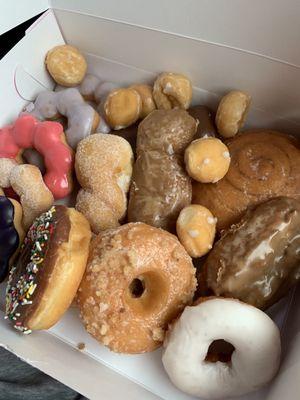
[{"left": 1, "top": 43, "right": 299, "bottom": 400}]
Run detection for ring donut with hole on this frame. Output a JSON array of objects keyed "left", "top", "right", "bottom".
[
  {"left": 162, "top": 297, "right": 281, "bottom": 399},
  {"left": 77, "top": 222, "right": 197, "bottom": 353},
  {"left": 24, "top": 88, "right": 101, "bottom": 148},
  {"left": 0, "top": 114, "right": 73, "bottom": 199}
]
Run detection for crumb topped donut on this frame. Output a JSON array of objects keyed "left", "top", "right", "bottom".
[
  {"left": 77, "top": 222, "right": 196, "bottom": 353},
  {"left": 5, "top": 205, "right": 91, "bottom": 333},
  {"left": 162, "top": 297, "right": 281, "bottom": 399}
]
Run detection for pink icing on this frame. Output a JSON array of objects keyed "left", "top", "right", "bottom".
[{"left": 0, "top": 114, "right": 73, "bottom": 199}]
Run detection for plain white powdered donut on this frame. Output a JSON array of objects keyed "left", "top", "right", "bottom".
[{"left": 162, "top": 298, "right": 281, "bottom": 399}]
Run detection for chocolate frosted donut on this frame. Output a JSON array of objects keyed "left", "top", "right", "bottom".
[
  {"left": 0, "top": 196, "right": 20, "bottom": 282},
  {"left": 198, "top": 197, "right": 300, "bottom": 309},
  {"left": 193, "top": 130, "right": 300, "bottom": 231},
  {"left": 5, "top": 205, "right": 91, "bottom": 333}
]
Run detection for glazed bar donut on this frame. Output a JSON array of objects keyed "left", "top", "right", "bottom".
[
  {"left": 193, "top": 130, "right": 300, "bottom": 231},
  {"left": 128, "top": 109, "right": 197, "bottom": 232},
  {"left": 5, "top": 205, "right": 91, "bottom": 333},
  {"left": 0, "top": 114, "right": 73, "bottom": 199},
  {"left": 0, "top": 196, "right": 24, "bottom": 282},
  {"left": 162, "top": 297, "right": 281, "bottom": 399},
  {"left": 77, "top": 223, "right": 196, "bottom": 353},
  {"left": 25, "top": 88, "right": 100, "bottom": 148},
  {"left": 198, "top": 197, "right": 300, "bottom": 309}
]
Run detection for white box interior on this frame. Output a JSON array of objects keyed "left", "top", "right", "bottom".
[{"left": 0, "top": 2, "right": 300, "bottom": 399}]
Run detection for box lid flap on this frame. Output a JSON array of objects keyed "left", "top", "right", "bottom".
[
  {"left": 50, "top": 0, "right": 300, "bottom": 66},
  {"left": 0, "top": 0, "right": 49, "bottom": 35}
]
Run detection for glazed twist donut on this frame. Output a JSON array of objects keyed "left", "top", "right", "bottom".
[
  {"left": 75, "top": 134, "right": 133, "bottom": 233},
  {"left": 193, "top": 130, "right": 300, "bottom": 230},
  {"left": 25, "top": 88, "right": 101, "bottom": 148},
  {"left": 0, "top": 114, "right": 73, "bottom": 199}
]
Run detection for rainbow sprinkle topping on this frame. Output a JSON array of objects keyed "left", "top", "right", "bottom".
[{"left": 5, "top": 206, "right": 56, "bottom": 334}]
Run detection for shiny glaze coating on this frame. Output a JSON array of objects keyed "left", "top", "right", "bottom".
[
  {"left": 0, "top": 114, "right": 73, "bottom": 199},
  {"left": 128, "top": 109, "right": 197, "bottom": 232},
  {"left": 198, "top": 197, "right": 300, "bottom": 309},
  {"left": 193, "top": 130, "right": 300, "bottom": 231}
]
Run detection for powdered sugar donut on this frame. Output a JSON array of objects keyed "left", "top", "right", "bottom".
[
  {"left": 25, "top": 88, "right": 100, "bottom": 148},
  {"left": 162, "top": 297, "right": 281, "bottom": 399}
]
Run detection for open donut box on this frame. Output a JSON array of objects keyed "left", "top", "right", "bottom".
[{"left": 1, "top": 1, "right": 300, "bottom": 399}]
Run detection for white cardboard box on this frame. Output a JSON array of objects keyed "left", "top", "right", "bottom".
[{"left": 0, "top": 2, "right": 300, "bottom": 399}]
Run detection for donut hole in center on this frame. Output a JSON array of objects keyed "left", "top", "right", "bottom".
[
  {"left": 205, "top": 339, "right": 235, "bottom": 363},
  {"left": 129, "top": 278, "right": 145, "bottom": 298},
  {"left": 125, "top": 271, "right": 169, "bottom": 315}
]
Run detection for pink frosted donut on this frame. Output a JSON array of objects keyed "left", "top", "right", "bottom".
[{"left": 0, "top": 114, "right": 73, "bottom": 199}]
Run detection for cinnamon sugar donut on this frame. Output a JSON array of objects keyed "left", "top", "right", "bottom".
[
  {"left": 77, "top": 223, "right": 196, "bottom": 354},
  {"left": 193, "top": 130, "right": 300, "bottom": 230}
]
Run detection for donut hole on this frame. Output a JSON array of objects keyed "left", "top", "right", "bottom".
[
  {"left": 126, "top": 271, "right": 169, "bottom": 315},
  {"left": 129, "top": 278, "right": 145, "bottom": 298},
  {"left": 205, "top": 339, "right": 235, "bottom": 363}
]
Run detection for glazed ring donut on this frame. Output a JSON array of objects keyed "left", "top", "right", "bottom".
[
  {"left": 77, "top": 222, "right": 197, "bottom": 354},
  {"left": 26, "top": 88, "right": 100, "bottom": 149},
  {"left": 0, "top": 196, "right": 24, "bottom": 282},
  {"left": 162, "top": 297, "right": 281, "bottom": 399},
  {"left": 5, "top": 205, "right": 91, "bottom": 333},
  {"left": 0, "top": 114, "right": 73, "bottom": 199}
]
